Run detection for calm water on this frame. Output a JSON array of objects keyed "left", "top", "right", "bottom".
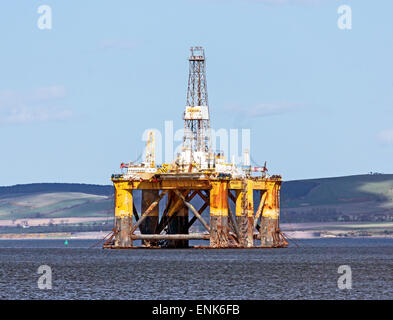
[{"left": 0, "top": 238, "right": 392, "bottom": 300}]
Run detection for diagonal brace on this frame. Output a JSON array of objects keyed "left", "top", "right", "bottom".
[
  {"left": 228, "top": 205, "right": 241, "bottom": 244},
  {"left": 156, "top": 190, "right": 191, "bottom": 234},
  {"left": 130, "top": 190, "right": 168, "bottom": 234},
  {"left": 174, "top": 190, "right": 210, "bottom": 232},
  {"left": 187, "top": 201, "right": 209, "bottom": 230},
  {"left": 253, "top": 191, "right": 267, "bottom": 230}
]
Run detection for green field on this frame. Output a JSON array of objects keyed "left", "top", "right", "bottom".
[
  {"left": 0, "top": 192, "right": 113, "bottom": 220},
  {"left": 281, "top": 174, "right": 393, "bottom": 223}
]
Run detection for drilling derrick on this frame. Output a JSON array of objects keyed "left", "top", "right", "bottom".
[
  {"left": 184, "top": 47, "right": 211, "bottom": 156},
  {"left": 105, "top": 46, "right": 288, "bottom": 249}
]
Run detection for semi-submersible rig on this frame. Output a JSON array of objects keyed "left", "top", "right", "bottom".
[{"left": 104, "top": 47, "right": 288, "bottom": 249}]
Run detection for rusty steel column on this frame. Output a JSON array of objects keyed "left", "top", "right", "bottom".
[
  {"left": 140, "top": 190, "right": 159, "bottom": 247},
  {"left": 235, "top": 179, "right": 254, "bottom": 247},
  {"left": 114, "top": 184, "right": 133, "bottom": 248},
  {"left": 176, "top": 204, "right": 189, "bottom": 248},
  {"left": 210, "top": 181, "right": 229, "bottom": 248},
  {"left": 260, "top": 181, "right": 281, "bottom": 247},
  {"left": 167, "top": 191, "right": 189, "bottom": 248}
]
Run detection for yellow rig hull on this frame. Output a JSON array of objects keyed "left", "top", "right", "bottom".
[{"left": 104, "top": 175, "right": 287, "bottom": 249}]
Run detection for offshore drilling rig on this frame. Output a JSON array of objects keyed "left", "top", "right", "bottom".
[{"left": 104, "top": 47, "right": 287, "bottom": 249}]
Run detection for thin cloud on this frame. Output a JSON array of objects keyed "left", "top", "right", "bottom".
[
  {"left": 377, "top": 129, "right": 393, "bottom": 145},
  {"left": 0, "top": 86, "right": 71, "bottom": 124},
  {"left": 225, "top": 102, "right": 304, "bottom": 117}
]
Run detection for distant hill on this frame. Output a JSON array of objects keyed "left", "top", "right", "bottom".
[
  {"left": 281, "top": 174, "right": 393, "bottom": 222},
  {"left": 0, "top": 174, "right": 392, "bottom": 223},
  {"left": 0, "top": 183, "right": 114, "bottom": 220},
  {"left": 0, "top": 183, "right": 113, "bottom": 197}
]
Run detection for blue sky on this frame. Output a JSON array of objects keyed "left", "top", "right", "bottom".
[{"left": 0, "top": 0, "right": 392, "bottom": 185}]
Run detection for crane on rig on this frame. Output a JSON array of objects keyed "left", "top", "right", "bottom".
[{"left": 145, "top": 131, "right": 155, "bottom": 168}]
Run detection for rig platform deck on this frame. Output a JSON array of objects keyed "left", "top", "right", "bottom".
[{"left": 103, "top": 175, "right": 287, "bottom": 248}]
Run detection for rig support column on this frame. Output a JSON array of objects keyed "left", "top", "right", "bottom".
[
  {"left": 140, "top": 190, "right": 159, "bottom": 247},
  {"left": 235, "top": 180, "right": 254, "bottom": 247},
  {"left": 210, "top": 181, "right": 229, "bottom": 247},
  {"left": 114, "top": 185, "right": 133, "bottom": 248},
  {"left": 260, "top": 182, "right": 280, "bottom": 247},
  {"left": 167, "top": 191, "right": 189, "bottom": 248}
]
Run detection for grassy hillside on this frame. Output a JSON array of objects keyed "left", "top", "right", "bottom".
[
  {"left": 0, "top": 183, "right": 114, "bottom": 220},
  {"left": 280, "top": 174, "right": 393, "bottom": 222},
  {"left": 0, "top": 183, "right": 113, "bottom": 196}
]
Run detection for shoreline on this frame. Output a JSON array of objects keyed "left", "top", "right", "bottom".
[
  {"left": 0, "top": 231, "right": 110, "bottom": 240},
  {"left": 0, "top": 231, "right": 392, "bottom": 240},
  {"left": 0, "top": 221, "right": 392, "bottom": 240}
]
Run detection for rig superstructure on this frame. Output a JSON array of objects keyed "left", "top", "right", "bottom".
[{"left": 104, "top": 47, "right": 287, "bottom": 248}]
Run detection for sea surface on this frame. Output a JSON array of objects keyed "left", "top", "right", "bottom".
[{"left": 0, "top": 238, "right": 392, "bottom": 300}]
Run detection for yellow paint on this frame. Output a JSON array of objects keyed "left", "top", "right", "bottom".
[
  {"left": 114, "top": 185, "right": 133, "bottom": 218},
  {"left": 113, "top": 177, "right": 281, "bottom": 222},
  {"left": 262, "top": 183, "right": 280, "bottom": 220},
  {"left": 229, "top": 180, "right": 243, "bottom": 189},
  {"left": 235, "top": 180, "right": 254, "bottom": 217},
  {"left": 187, "top": 107, "right": 201, "bottom": 113},
  {"left": 210, "top": 181, "right": 228, "bottom": 216},
  {"left": 262, "top": 208, "right": 279, "bottom": 219},
  {"left": 127, "top": 180, "right": 212, "bottom": 190}
]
